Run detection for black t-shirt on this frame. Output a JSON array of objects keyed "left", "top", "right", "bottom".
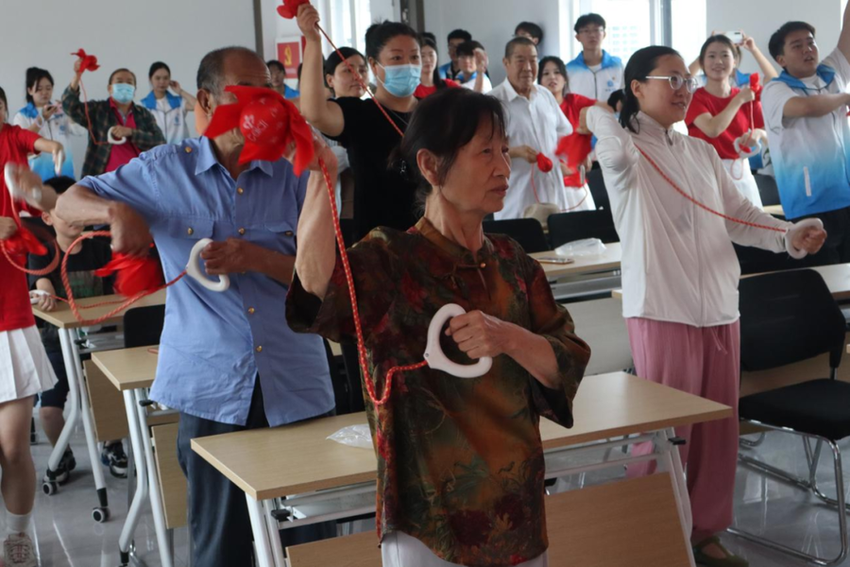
[
  {"left": 329, "top": 97, "right": 419, "bottom": 240},
  {"left": 29, "top": 238, "right": 113, "bottom": 350}
]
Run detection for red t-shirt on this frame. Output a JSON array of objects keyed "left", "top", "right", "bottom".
[
  {"left": 105, "top": 99, "right": 141, "bottom": 173},
  {"left": 685, "top": 87, "right": 765, "bottom": 160},
  {"left": 0, "top": 125, "right": 41, "bottom": 332},
  {"left": 560, "top": 94, "right": 597, "bottom": 187},
  {"left": 414, "top": 79, "right": 461, "bottom": 99}
]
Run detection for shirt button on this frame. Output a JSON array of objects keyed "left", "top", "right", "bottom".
[
  {"left": 184, "top": 147, "right": 192, "bottom": 153},
  {"left": 238, "top": 228, "right": 246, "bottom": 235},
  {"left": 480, "top": 263, "right": 486, "bottom": 268},
  {"left": 284, "top": 231, "right": 293, "bottom": 237},
  {"left": 187, "top": 227, "right": 194, "bottom": 236},
  {"left": 237, "top": 187, "right": 244, "bottom": 195},
  {"left": 248, "top": 307, "right": 255, "bottom": 315},
  {"left": 255, "top": 345, "right": 263, "bottom": 353}
]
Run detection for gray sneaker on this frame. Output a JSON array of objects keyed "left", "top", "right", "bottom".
[{"left": 4, "top": 533, "right": 37, "bottom": 567}]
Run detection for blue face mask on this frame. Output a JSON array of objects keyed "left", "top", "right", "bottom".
[
  {"left": 378, "top": 63, "right": 421, "bottom": 98},
  {"left": 112, "top": 83, "right": 136, "bottom": 104}
]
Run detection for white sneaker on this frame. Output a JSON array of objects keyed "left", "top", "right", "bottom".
[{"left": 4, "top": 533, "right": 37, "bottom": 567}]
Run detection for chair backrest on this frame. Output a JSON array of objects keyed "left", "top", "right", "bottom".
[
  {"left": 753, "top": 174, "right": 781, "bottom": 207},
  {"left": 123, "top": 305, "right": 166, "bottom": 348},
  {"left": 482, "top": 218, "right": 551, "bottom": 253},
  {"left": 585, "top": 168, "right": 610, "bottom": 211},
  {"left": 547, "top": 210, "right": 619, "bottom": 248},
  {"left": 733, "top": 243, "right": 798, "bottom": 275},
  {"left": 739, "top": 270, "right": 845, "bottom": 372}
]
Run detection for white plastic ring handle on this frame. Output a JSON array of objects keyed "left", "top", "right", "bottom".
[
  {"left": 579, "top": 164, "right": 586, "bottom": 187},
  {"left": 107, "top": 127, "right": 127, "bottom": 145},
  {"left": 30, "top": 290, "right": 49, "bottom": 305},
  {"left": 423, "top": 303, "right": 493, "bottom": 379},
  {"left": 786, "top": 217, "right": 824, "bottom": 259},
  {"left": 733, "top": 134, "right": 762, "bottom": 159},
  {"left": 4, "top": 162, "right": 42, "bottom": 205},
  {"left": 186, "top": 238, "right": 230, "bottom": 292},
  {"left": 54, "top": 149, "right": 65, "bottom": 176}
]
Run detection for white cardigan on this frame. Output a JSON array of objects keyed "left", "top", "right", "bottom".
[{"left": 588, "top": 107, "right": 801, "bottom": 328}]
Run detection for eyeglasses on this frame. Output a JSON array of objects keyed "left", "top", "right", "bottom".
[
  {"left": 578, "top": 27, "right": 605, "bottom": 35},
  {"left": 645, "top": 75, "right": 699, "bottom": 93}
]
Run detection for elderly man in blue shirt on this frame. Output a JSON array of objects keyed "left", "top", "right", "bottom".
[{"left": 55, "top": 46, "right": 336, "bottom": 567}]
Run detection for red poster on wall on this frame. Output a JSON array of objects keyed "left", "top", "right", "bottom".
[{"left": 276, "top": 37, "right": 305, "bottom": 78}]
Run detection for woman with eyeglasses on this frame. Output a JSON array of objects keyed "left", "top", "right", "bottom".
[
  {"left": 580, "top": 46, "right": 825, "bottom": 567},
  {"left": 686, "top": 35, "right": 769, "bottom": 208}
]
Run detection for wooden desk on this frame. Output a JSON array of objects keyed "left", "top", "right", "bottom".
[
  {"left": 193, "top": 372, "right": 730, "bottom": 567},
  {"left": 92, "top": 347, "right": 176, "bottom": 567},
  {"left": 33, "top": 289, "right": 166, "bottom": 330},
  {"left": 532, "top": 242, "right": 622, "bottom": 279},
  {"left": 764, "top": 204, "right": 784, "bottom": 217}
]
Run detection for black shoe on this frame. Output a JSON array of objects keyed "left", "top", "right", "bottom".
[
  {"left": 44, "top": 448, "right": 75, "bottom": 485},
  {"left": 101, "top": 442, "right": 128, "bottom": 479}
]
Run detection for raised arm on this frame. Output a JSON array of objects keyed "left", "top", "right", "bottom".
[
  {"left": 741, "top": 33, "right": 779, "bottom": 81},
  {"left": 585, "top": 105, "right": 639, "bottom": 176},
  {"left": 839, "top": 1, "right": 850, "bottom": 62},
  {"left": 784, "top": 92, "right": 850, "bottom": 118},
  {"left": 296, "top": 3, "right": 345, "bottom": 137}
]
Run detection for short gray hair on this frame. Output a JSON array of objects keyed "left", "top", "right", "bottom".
[{"left": 196, "top": 46, "right": 260, "bottom": 96}]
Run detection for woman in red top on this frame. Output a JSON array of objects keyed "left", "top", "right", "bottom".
[
  {"left": 415, "top": 36, "right": 460, "bottom": 99},
  {"left": 0, "top": 85, "right": 63, "bottom": 566},
  {"left": 686, "top": 34, "right": 771, "bottom": 208},
  {"left": 538, "top": 56, "right": 608, "bottom": 200}
]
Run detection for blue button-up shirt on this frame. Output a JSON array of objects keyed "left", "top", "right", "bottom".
[{"left": 80, "top": 137, "right": 335, "bottom": 426}]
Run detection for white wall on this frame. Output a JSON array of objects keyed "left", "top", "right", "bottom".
[{"left": 1, "top": 0, "right": 255, "bottom": 179}]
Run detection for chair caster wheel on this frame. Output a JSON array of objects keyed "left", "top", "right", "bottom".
[
  {"left": 42, "top": 481, "right": 58, "bottom": 496},
  {"left": 92, "top": 506, "right": 110, "bottom": 523}
]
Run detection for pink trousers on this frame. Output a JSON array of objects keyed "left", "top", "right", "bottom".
[{"left": 626, "top": 317, "right": 740, "bottom": 542}]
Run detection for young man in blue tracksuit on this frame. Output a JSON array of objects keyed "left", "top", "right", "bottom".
[{"left": 566, "top": 13, "right": 623, "bottom": 101}]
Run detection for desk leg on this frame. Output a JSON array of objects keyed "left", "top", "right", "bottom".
[
  {"left": 47, "top": 330, "right": 82, "bottom": 485},
  {"left": 68, "top": 329, "right": 110, "bottom": 521},
  {"left": 263, "top": 499, "right": 286, "bottom": 566},
  {"left": 119, "top": 389, "right": 149, "bottom": 566},
  {"left": 246, "top": 495, "right": 284, "bottom": 567},
  {"left": 135, "top": 391, "right": 174, "bottom": 567},
  {"left": 655, "top": 429, "right": 696, "bottom": 567}
]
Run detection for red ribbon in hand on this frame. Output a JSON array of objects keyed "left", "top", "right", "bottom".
[
  {"left": 95, "top": 253, "right": 164, "bottom": 298},
  {"left": 204, "top": 86, "right": 314, "bottom": 175},
  {"left": 3, "top": 226, "right": 47, "bottom": 258},
  {"left": 749, "top": 73, "right": 762, "bottom": 102},
  {"left": 277, "top": 0, "right": 310, "bottom": 18},
  {"left": 536, "top": 153, "right": 554, "bottom": 173},
  {"left": 72, "top": 49, "right": 100, "bottom": 74}
]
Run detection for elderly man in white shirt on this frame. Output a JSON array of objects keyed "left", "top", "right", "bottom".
[{"left": 490, "top": 37, "right": 594, "bottom": 220}]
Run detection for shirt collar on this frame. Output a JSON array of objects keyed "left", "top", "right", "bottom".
[
  {"left": 193, "top": 136, "right": 275, "bottom": 177},
  {"left": 19, "top": 102, "right": 38, "bottom": 119},
  {"left": 413, "top": 217, "right": 494, "bottom": 262},
  {"left": 571, "top": 50, "right": 619, "bottom": 71},
  {"left": 633, "top": 111, "right": 677, "bottom": 139},
  {"left": 501, "top": 78, "right": 538, "bottom": 102},
  {"left": 774, "top": 64, "right": 836, "bottom": 90},
  {"left": 141, "top": 90, "right": 182, "bottom": 110}
]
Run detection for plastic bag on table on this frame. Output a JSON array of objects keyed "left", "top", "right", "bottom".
[
  {"left": 327, "top": 424, "right": 374, "bottom": 450},
  {"left": 555, "top": 238, "right": 606, "bottom": 258}
]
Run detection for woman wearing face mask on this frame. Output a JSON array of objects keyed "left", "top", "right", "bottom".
[
  {"left": 13, "top": 68, "right": 83, "bottom": 181},
  {"left": 686, "top": 35, "right": 769, "bottom": 209},
  {"left": 141, "top": 62, "right": 196, "bottom": 145},
  {"left": 582, "top": 46, "right": 826, "bottom": 567},
  {"left": 62, "top": 58, "right": 165, "bottom": 177},
  {"left": 415, "top": 36, "right": 460, "bottom": 98},
  {"left": 298, "top": 4, "right": 421, "bottom": 240}
]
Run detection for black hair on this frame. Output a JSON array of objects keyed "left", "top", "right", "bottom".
[
  {"left": 420, "top": 36, "right": 449, "bottom": 91},
  {"left": 394, "top": 88, "right": 507, "bottom": 211},
  {"left": 607, "top": 89, "right": 625, "bottom": 111},
  {"left": 148, "top": 61, "right": 171, "bottom": 80},
  {"left": 0, "top": 86, "right": 7, "bottom": 113},
  {"left": 515, "top": 22, "right": 544, "bottom": 44},
  {"left": 698, "top": 35, "right": 737, "bottom": 71},
  {"left": 538, "top": 56, "right": 569, "bottom": 96},
  {"left": 266, "top": 59, "right": 286, "bottom": 73},
  {"left": 324, "top": 47, "right": 365, "bottom": 89},
  {"left": 365, "top": 21, "right": 419, "bottom": 62},
  {"left": 447, "top": 29, "right": 472, "bottom": 43},
  {"left": 25, "top": 68, "right": 54, "bottom": 105},
  {"left": 197, "top": 46, "right": 260, "bottom": 95},
  {"left": 769, "top": 21, "right": 817, "bottom": 61},
  {"left": 421, "top": 31, "right": 437, "bottom": 44},
  {"left": 504, "top": 36, "right": 536, "bottom": 59},
  {"left": 620, "top": 45, "right": 682, "bottom": 133},
  {"left": 574, "top": 13, "right": 606, "bottom": 33},
  {"left": 43, "top": 176, "right": 76, "bottom": 195},
  {"left": 108, "top": 68, "right": 137, "bottom": 86},
  {"left": 456, "top": 40, "right": 485, "bottom": 58}
]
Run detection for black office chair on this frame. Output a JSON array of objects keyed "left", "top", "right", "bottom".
[
  {"left": 585, "top": 168, "right": 610, "bottom": 212},
  {"left": 729, "top": 270, "right": 850, "bottom": 564},
  {"left": 733, "top": 243, "right": 798, "bottom": 275},
  {"left": 483, "top": 218, "right": 551, "bottom": 253},
  {"left": 547, "top": 210, "right": 619, "bottom": 248},
  {"left": 753, "top": 174, "right": 781, "bottom": 208},
  {"left": 123, "top": 305, "right": 165, "bottom": 349}
]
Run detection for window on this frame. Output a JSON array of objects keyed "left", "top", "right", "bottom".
[{"left": 320, "top": 0, "right": 373, "bottom": 55}]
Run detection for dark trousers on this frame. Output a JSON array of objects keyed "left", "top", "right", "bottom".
[
  {"left": 794, "top": 206, "right": 850, "bottom": 267},
  {"left": 176, "top": 380, "right": 336, "bottom": 567}
]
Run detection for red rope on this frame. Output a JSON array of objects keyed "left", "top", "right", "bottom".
[
  {"left": 78, "top": 79, "right": 110, "bottom": 146},
  {"left": 319, "top": 158, "right": 428, "bottom": 406},
  {"left": 1, "top": 178, "right": 60, "bottom": 275},
  {"left": 636, "top": 146, "right": 784, "bottom": 233}
]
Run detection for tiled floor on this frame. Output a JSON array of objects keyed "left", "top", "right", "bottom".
[{"left": 5, "top": 411, "right": 850, "bottom": 566}]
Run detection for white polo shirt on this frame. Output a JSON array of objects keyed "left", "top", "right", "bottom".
[
  {"left": 566, "top": 51, "right": 624, "bottom": 101},
  {"left": 762, "top": 47, "right": 850, "bottom": 219},
  {"left": 489, "top": 80, "right": 581, "bottom": 219}
]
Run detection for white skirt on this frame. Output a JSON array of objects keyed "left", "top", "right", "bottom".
[
  {"left": 0, "top": 326, "right": 58, "bottom": 404},
  {"left": 381, "top": 531, "right": 549, "bottom": 567},
  {"left": 721, "top": 158, "right": 763, "bottom": 209}
]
